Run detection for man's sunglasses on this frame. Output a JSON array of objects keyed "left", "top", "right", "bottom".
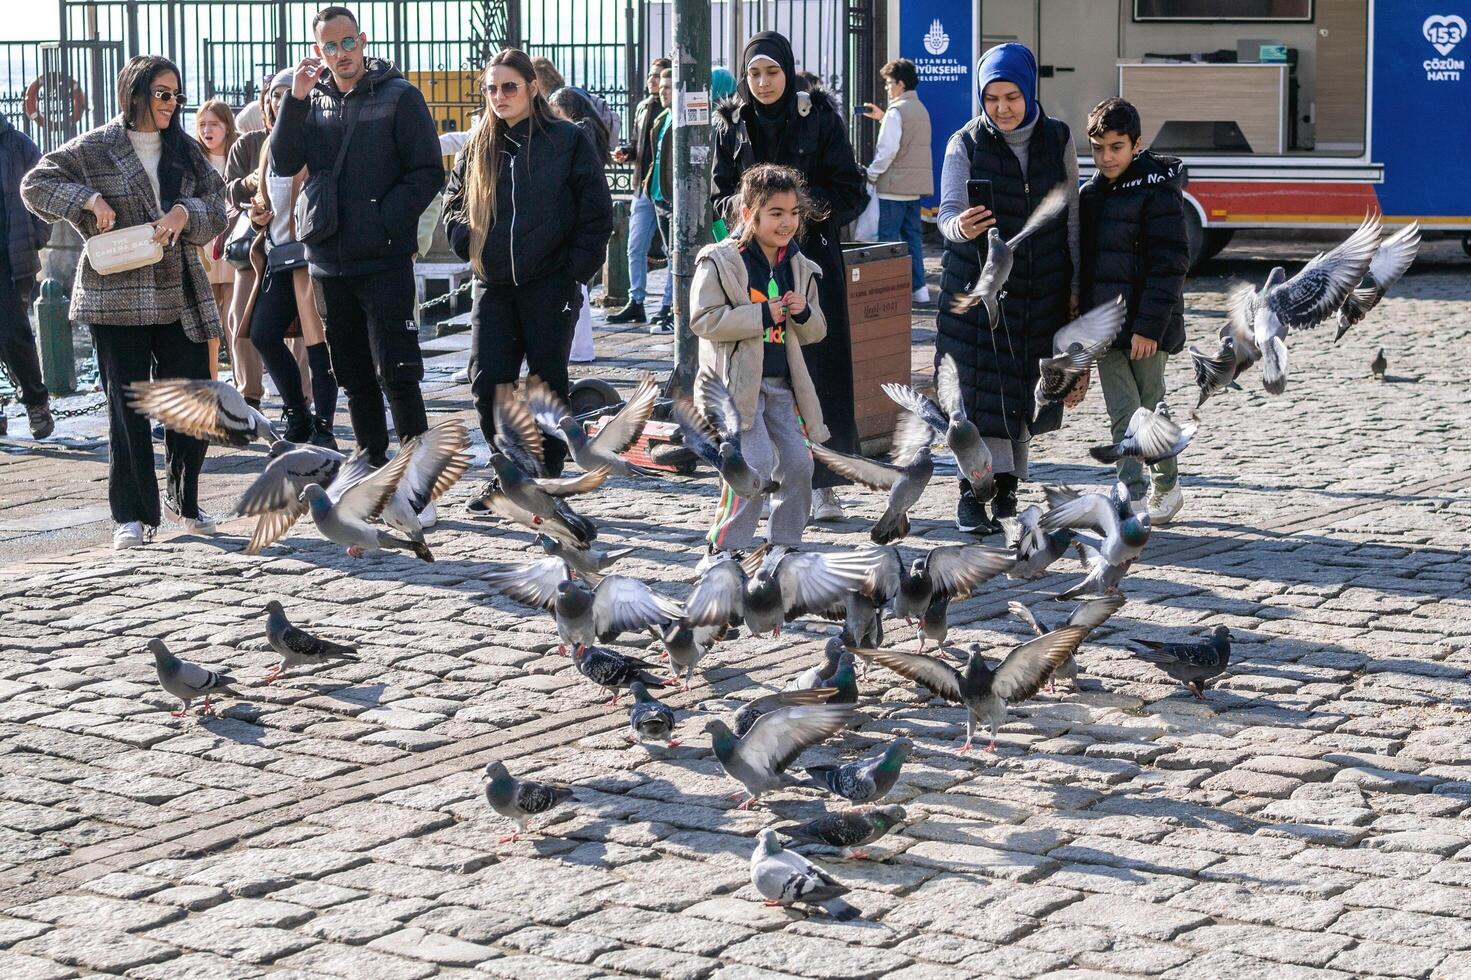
[
  {"left": 320, "top": 36, "right": 360, "bottom": 56},
  {"left": 481, "top": 81, "right": 524, "bottom": 97},
  {"left": 151, "top": 89, "right": 187, "bottom": 106}
]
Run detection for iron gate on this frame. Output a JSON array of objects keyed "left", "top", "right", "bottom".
[{"left": 15, "top": 0, "right": 875, "bottom": 161}]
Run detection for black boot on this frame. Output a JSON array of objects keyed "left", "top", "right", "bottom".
[
  {"left": 310, "top": 415, "right": 338, "bottom": 450},
  {"left": 992, "top": 474, "right": 1019, "bottom": 522},
  {"left": 606, "top": 300, "right": 646, "bottom": 324},
  {"left": 282, "top": 404, "right": 313, "bottom": 443},
  {"left": 956, "top": 482, "right": 998, "bottom": 535}
]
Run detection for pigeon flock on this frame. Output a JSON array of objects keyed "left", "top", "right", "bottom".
[{"left": 121, "top": 213, "right": 1419, "bottom": 923}]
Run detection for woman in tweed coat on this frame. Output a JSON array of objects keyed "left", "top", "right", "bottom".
[{"left": 22, "top": 55, "right": 227, "bottom": 550}]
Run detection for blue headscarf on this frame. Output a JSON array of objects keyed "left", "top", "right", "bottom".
[
  {"left": 711, "top": 67, "right": 737, "bottom": 102},
  {"left": 975, "top": 42, "right": 1039, "bottom": 128}
]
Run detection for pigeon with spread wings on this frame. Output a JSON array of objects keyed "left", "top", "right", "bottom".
[
  {"left": 526, "top": 372, "right": 659, "bottom": 477},
  {"left": 882, "top": 354, "right": 994, "bottom": 501},
  {"left": 809, "top": 411, "right": 933, "bottom": 544}
]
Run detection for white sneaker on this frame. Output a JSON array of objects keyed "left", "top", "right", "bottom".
[
  {"left": 113, "top": 521, "right": 146, "bottom": 550},
  {"left": 451, "top": 366, "right": 471, "bottom": 384},
  {"left": 694, "top": 547, "right": 737, "bottom": 577},
  {"left": 419, "top": 502, "right": 438, "bottom": 529},
  {"left": 912, "top": 285, "right": 931, "bottom": 304},
  {"left": 810, "top": 488, "right": 845, "bottom": 522},
  {"left": 184, "top": 509, "right": 219, "bottom": 535},
  {"left": 1146, "top": 486, "right": 1184, "bottom": 525}
]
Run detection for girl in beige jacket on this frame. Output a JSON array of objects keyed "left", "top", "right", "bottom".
[{"left": 690, "top": 164, "right": 830, "bottom": 555}]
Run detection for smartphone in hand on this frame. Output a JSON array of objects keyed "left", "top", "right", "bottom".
[{"left": 966, "top": 179, "right": 994, "bottom": 214}]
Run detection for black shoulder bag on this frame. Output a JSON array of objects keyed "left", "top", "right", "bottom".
[{"left": 294, "top": 100, "right": 360, "bottom": 246}]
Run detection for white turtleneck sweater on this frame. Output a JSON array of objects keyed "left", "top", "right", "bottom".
[{"left": 126, "top": 128, "right": 163, "bottom": 210}]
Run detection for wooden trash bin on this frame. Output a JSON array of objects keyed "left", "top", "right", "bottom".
[{"left": 842, "top": 242, "right": 913, "bottom": 452}]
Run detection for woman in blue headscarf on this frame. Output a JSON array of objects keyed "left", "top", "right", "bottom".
[{"left": 934, "top": 42, "right": 1080, "bottom": 537}]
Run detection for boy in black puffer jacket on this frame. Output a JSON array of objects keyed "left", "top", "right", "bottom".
[{"left": 1079, "top": 97, "right": 1190, "bottom": 525}]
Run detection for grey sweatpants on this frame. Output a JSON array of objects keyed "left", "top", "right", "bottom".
[{"left": 707, "top": 378, "right": 813, "bottom": 550}]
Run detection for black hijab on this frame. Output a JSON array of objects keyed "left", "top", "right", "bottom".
[{"left": 740, "top": 31, "right": 803, "bottom": 154}]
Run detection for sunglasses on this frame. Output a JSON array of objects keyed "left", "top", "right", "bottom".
[
  {"left": 151, "top": 89, "right": 187, "bottom": 106},
  {"left": 320, "top": 36, "right": 359, "bottom": 56},
  {"left": 481, "top": 81, "right": 524, "bottom": 97}
]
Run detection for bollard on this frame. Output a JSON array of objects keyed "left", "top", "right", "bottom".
[
  {"left": 603, "top": 198, "right": 630, "bottom": 309},
  {"left": 35, "top": 278, "right": 75, "bottom": 396}
]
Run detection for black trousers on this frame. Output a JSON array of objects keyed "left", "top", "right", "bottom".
[
  {"left": 470, "top": 273, "right": 580, "bottom": 476},
  {"left": 90, "top": 322, "right": 210, "bottom": 526},
  {"left": 250, "top": 266, "right": 309, "bottom": 413},
  {"left": 312, "top": 264, "right": 426, "bottom": 458},
  {"left": 0, "top": 270, "right": 46, "bottom": 406}
]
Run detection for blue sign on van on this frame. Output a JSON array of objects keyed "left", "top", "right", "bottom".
[
  {"left": 1372, "top": 1, "right": 1470, "bottom": 220},
  {"left": 898, "top": 0, "right": 973, "bottom": 210}
]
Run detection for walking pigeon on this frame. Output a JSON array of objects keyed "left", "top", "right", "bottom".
[
  {"left": 149, "top": 639, "right": 237, "bottom": 717},
  {"left": 262, "top": 600, "right": 358, "bottom": 682},
  {"left": 482, "top": 760, "right": 574, "bottom": 843},
  {"left": 573, "top": 645, "right": 677, "bottom": 703},
  {"left": 1131, "top": 625, "right": 1232, "bottom": 699},
  {"left": 804, "top": 737, "right": 913, "bottom": 803},
  {"left": 776, "top": 804, "right": 907, "bottom": 859},
  {"left": 751, "top": 828, "right": 862, "bottom": 920},
  {"left": 627, "top": 680, "right": 680, "bottom": 746}
]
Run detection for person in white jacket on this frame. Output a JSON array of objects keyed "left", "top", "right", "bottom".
[{"left": 861, "top": 59, "right": 933, "bottom": 304}]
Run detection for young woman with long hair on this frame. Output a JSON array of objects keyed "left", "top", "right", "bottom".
[
  {"left": 194, "top": 98, "right": 238, "bottom": 379},
  {"left": 22, "top": 55, "right": 227, "bottom": 549},
  {"left": 442, "top": 47, "right": 613, "bottom": 476}
]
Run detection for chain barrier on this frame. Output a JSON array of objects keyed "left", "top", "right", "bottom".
[
  {"left": 417, "top": 276, "right": 478, "bottom": 315},
  {"left": 0, "top": 358, "right": 106, "bottom": 423}
]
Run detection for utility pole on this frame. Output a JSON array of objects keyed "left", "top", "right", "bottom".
[{"left": 669, "top": 0, "right": 712, "bottom": 395}]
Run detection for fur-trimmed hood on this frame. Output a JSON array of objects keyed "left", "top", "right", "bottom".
[{"left": 712, "top": 85, "right": 840, "bottom": 134}]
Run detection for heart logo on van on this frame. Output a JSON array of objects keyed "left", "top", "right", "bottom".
[{"left": 1423, "top": 14, "right": 1466, "bottom": 56}]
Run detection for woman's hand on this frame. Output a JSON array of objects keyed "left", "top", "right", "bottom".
[
  {"left": 958, "top": 205, "right": 996, "bottom": 241},
  {"left": 862, "top": 102, "right": 884, "bottom": 122},
  {"left": 243, "top": 172, "right": 260, "bottom": 192},
  {"left": 782, "top": 290, "right": 807, "bottom": 318},
  {"left": 152, "top": 204, "right": 188, "bottom": 247},
  {"left": 766, "top": 296, "right": 788, "bottom": 324},
  {"left": 86, "top": 194, "right": 116, "bottom": 233},
  {"left": 247, "top": 199, "right": 273, "bottom": 228},
  {"left": 1063, "top": 369, "right": 1090, "bottom": 408}
]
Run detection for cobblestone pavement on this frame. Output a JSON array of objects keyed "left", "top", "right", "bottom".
[{"left": 1, "top": 237, "right": 1469, "bottom": 979}]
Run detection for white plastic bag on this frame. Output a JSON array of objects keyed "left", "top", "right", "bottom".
[{"left": 853, "top": 184, "right": 880, "bottom": 242}]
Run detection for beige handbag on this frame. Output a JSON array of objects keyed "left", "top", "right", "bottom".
[{"left": 85, "top": 225, "right": 164, "bottom": 275}]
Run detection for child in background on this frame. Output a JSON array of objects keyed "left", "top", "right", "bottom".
[
  {"left": 690, "top": 163, "right": 831, "bottom": 562},
  {"left": 1079, "top": 97, "right": 1190, "bottom": 523}
]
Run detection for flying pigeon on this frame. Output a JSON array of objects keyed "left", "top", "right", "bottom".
[
  {"left": 1334, "top": 222, "right": 1420, "bottom": 342},
  {"left": 855, "top": 625, "right": 1089, "bottom": 752},
  {"left": 742, "top": 547, "right": 879, "bottom": 638},
  {"left": 751, "top": 828, "right": 862, "bottom": 921},
  {"left": 1034, "top": 296, "right": 1126, "bottom": 419},
  {"left": 236, "top": 445, "right": 346, "bottom": 554},
  {"left": 1008, "top": 594, "right": 1124, "bottom": 692},
  {"left": 526, "top": 372, "right": 659, "bottom": 477},
  {"left": 482, "top": 760, "right": 574, "bottom": 843},
  {"left": 573, "top": 645, "right": 677, "bottom": 703},
  {"left": 627, "top": 680, "right": 680, "bottom": 746},
  {"left": 1188, "top": 320, "right": 1253, "bottom": 412},
  {"left": 776, "top": 804, "right": 907, "bottom": 860},
  {"left": 378, "top": 419, "right": 472, "bottom": 545},
  {"left": 1040, "top": 483, "right": 1151, "bottom": 572},
  {"left": 262, "top": 599, "right": 358, "bottom": 682},
  {"left": 480, "top": 557, "right": 682, "bottom": 655},
  {"left": 894, "top": 544, "right": 1016, "bottom": 651},
  {"left": 125, "top": 378, "right": 282, "bottom": 448},
  {"left": 804, "top": 737, "right": 913, "bottom": 803},
  {"left": 948, "top": 184, "right": 1070, "bottom": 326},
  {"left": 809, "top": 412, "right": 934, "bottom": 544},
  {"left": 706, "top": 701, "right": 853, "bottom": 809},
  {"left": 673, "top": 370, "right": 778, "bottom": 500},
  {"left": 1243, "top": 212, "right": 1382, "bottom": 394},
  {"left": 148, "top": 638, "right": 237, "bottom": 717},
  {"left": 1004, "top": 504, "right": 1075, "bottom": 580},
  {"left": 883, "top": 353, "right": 994, "bottom": 501},
  {"left": 301, "top": 450, "right": 433, "bottom": 561},
  {"left": 1089, "top": 402, "right": 1196, "bottom": 465},
  {"left": 1131, "top": 625, "right": 1232, "bottom": 699}
]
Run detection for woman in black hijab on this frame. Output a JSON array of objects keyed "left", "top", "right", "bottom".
[{"left": 712, "top": 31, "right": 869, "bottom": 522}]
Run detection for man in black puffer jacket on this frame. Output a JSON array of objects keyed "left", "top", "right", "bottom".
[
  {"left": 1079, "top": 97, "right": 1189, "bottom": 524},
  {"left": 272, "top": 5, "right": 444, "bottom": 465}
]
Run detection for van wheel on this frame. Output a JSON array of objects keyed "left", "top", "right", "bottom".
[{"left": 1202, "top": 229, "right": 1235, "bottom": 263}]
